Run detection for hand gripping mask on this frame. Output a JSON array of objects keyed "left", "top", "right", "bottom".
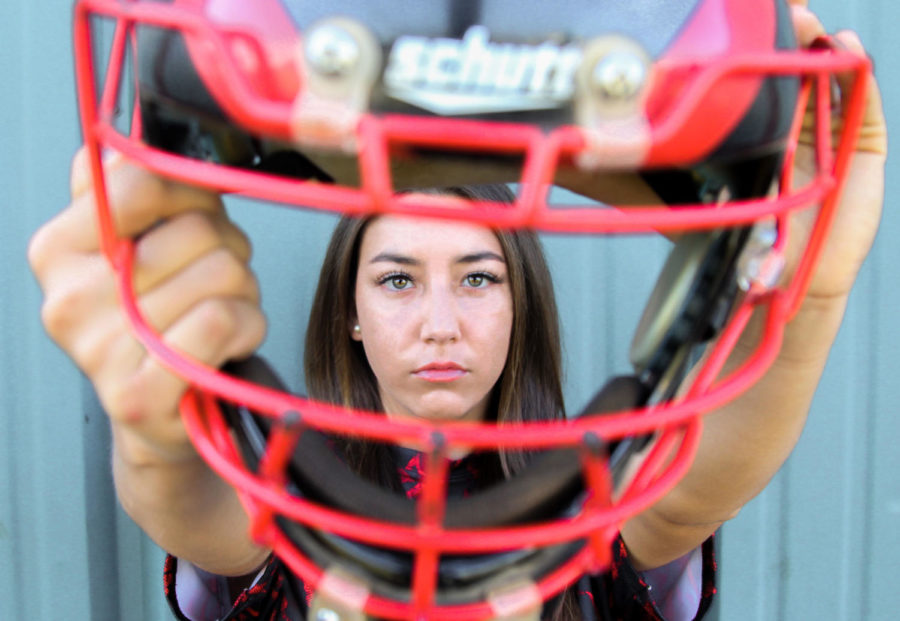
[{"left": 72, "top": 0, "right": 869, "bottom": 618}]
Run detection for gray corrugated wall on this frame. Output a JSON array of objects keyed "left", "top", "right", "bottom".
[{"left": 1, "top": 1, "right": 896, "bottom": 619}]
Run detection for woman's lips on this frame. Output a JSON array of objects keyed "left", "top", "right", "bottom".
[{"left": 413, "top": 363, "right": 467, "bottom": 382}]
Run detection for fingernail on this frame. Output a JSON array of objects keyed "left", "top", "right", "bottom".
[{"left": 836, "top": 29, "right": 864, "bottom": 51}]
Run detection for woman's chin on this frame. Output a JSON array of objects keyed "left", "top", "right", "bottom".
[
  {"left": 386, "top": 399, "right": 485, "bottom": 424},
  {"left": 387, "top": 408, "right": 471, "bottom": 423},
  {"left": 380, "top": 388, "right": 491, "bottom": 424}
]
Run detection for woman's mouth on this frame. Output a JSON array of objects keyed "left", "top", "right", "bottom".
[{"left": 413, "top": 362, "right": 467, "bottom": 382}]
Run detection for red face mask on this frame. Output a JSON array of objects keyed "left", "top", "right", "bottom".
[{"left": 72, "top": 0, "right": 869, "bottom": 617}]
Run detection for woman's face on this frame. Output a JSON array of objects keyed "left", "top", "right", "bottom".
[{"left": 353, "top": 214, "right": 514, "bottom": 423}]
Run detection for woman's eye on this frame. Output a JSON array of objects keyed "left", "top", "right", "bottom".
[
  {"left": 465, "top": 273, "right": 489, "bottom": 288},
  {"left": 384, "top": 274, "right": 412, "bottom": 290}
]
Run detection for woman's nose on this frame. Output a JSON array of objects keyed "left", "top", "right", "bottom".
[{"left": 420, "top": 287, "right": 461, "bottom": 344}]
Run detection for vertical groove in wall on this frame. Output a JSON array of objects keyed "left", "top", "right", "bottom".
[
  {"left": 776, "top": 472, "right": 789, "bottom": 621},
  {"left": 602, "top": 237, "right": 616, "bottom": 377},
  {"left": 753, "top": 498, "right": 767, "bottom": 621},
  {"left": 857, "top": 0, "right": 888, "bottom": 619},
  {"left": 842, "top": 286, "right": 869, "bottom": 619},
  {"left": 859, "top": 262, "right": 878, "bottom": 621},
  {"left": 0, "top": 3, "right": 26, "bottom": 615},
  {"left": 83, "top": 382, "right": 122, "bottom": 621},
  {"left": 861, "top": 5, "right": 884, "bottom": 620}
]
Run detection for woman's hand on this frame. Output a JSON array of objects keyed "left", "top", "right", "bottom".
[
  {"left": 786, "top": 0, "right": 887, "bottom": 305},
  {"left": 28, "top": 148, "right": 267, "bottom": 465},
  {"left": 28, "top": 148, "right": 271, "bottom": 575},
  {"left": 623, "top": 4, "right": 887, "bottom": 570}
]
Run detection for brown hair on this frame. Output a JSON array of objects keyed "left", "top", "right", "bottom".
[
  {"left": 304, "top": 184, "right": 564, "bottom": 469},
  {"left": 302, "top": 184, "right": 578, "bottom": 619}
]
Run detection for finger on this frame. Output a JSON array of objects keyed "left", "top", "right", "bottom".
[
  {"left": 785, "top": 0, "right": 808, "bottom": 8},
  {"left": 39, "top": 158, "right": 225, "bottom": 262},
  {"left": 35, "top": 208, "right": 250, "bottom": 295},
  {"left": 790, "top": 4, "right": 826, "bottom": 48},
  {"left": 89, "top": 242, "right": 260, "bottom": 373},
  {"left": 37, "top": 252, "right": 119, "bottom": 353},
  {"left": 70, "top": 145, "right": 88, "bottom": 196},
  {"left": 70, "top": 145, "right": 125, "bottom": 199},
  {"left": 832, "top": 30, "right": 888, "bottom": 156},
  {"left": 44, "top": 234, "right": 260, "bottom": 381},
  {"left": 86, "top": 246, "right": 264, "bottom": 422},
  {"left": 108, "top": 245, "right": 258, "bottom": 363},
  {"left": 137, "top": 244, "right": 261, "bottom": 334},
  {"left": 130, "top": 210, "right": 253, "bottom": 293},
  {"left": 100, "top": 297, "right": 267, "bottom": 432}
]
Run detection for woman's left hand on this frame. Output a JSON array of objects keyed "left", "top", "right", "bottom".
[
  {"left": 623, "top": 4, "right": 888, "bottom": 571},
  {"left": 786, "top": 0, "right": 887, "bottom": 305}
]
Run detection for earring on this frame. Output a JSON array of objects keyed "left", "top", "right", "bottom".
[{"left": 353, "top": 324, "right": 361, "bottom": 337}]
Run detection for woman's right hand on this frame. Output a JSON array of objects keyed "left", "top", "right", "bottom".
[{"left": 28, "top": 148, "right": 267, "bottom": 466}]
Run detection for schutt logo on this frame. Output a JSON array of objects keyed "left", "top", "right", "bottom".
[{"left": 384, "top": 26, "right": 582, "bottom": 116}]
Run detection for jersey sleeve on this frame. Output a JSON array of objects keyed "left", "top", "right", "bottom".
[
  {"left": 164, "top": 554, "right": 306, "bottom": 621},
  {"left": 583, "top": 535, "right": 716, "bottom": 621}
]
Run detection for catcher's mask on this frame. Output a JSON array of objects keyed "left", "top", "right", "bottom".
[{"left": 73, "top": 0, "right": 868, "bottom": 618}]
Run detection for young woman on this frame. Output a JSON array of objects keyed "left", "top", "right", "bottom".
[
  {"left": 27, "top": 1, "right": 886, "bottom": 619},
  {"left": 161, "top": 183, "right": 715, "bottom": 620}
]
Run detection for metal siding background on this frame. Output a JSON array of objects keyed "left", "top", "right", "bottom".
[{"left": 0, "top": 1, "right": 895, "bottom": 619}]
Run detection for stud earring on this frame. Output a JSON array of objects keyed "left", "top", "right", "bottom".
[{"left": 353, "top": 324, "right": 361, "bottom": 337}]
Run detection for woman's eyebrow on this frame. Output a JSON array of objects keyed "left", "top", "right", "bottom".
[
  {"left": 456, "top": 251, "right": 506, "bottom": 264},
  {"left": 368, "top": 252, "right": 419, "bottom": 266},
  {"left": 368, "top": 251, "right": 505, "bottom": 265}
]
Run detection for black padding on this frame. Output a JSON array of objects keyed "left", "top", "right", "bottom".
[
  {"left": 576, "top": 375, "right": 650, "bottom": 420},
  {"left": 222, "top": 357, "right": 648, "bottom": 529},
  {"left": 629, "top": 228, "right": 748, "bottom": 384},
  {"left": 137, "top": 26, "right": 225, "bottom": 126},
  {"left": 218, "top": 358, "right": 649, "bottom": 600},
  {"left": 256, "top": 150, "right": 333, "bottom": 183}
]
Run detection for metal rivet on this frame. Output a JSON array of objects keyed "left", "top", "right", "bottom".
[
  {"left": 315, "top": 608, "right": 341, "bottom": 621},
  {"left": 430, "top": 430, "right": 447, "bottom": 454},
  {"left": 591, "top": 50, "right": 648, "bottom": 101},
  {"left": 305, "top": 24, "right": 361, "bottom": 77},
  {"left": 736, "top": 218, "right": 784, "bottom": 292},
  {"left": 582, "top": 431, "right": 605, "bottom": 456},
  {"left": 281, "top": 409, "right": 302, "bottom": 429}
]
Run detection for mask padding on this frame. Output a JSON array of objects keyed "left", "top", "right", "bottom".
[
  {"left": 137, "top": 25, "right": 225, "bottom": 126},
  {"left": 256, "top": 150, "right": 334, "bottom": 183},
  {"left": 219, "top": 357, "right": 649, "bottom": 601},
  {"left": 222, "top": 356, "right": 649, "bottom": 528},
  {"left": 630, "top": 228, "right": 748, "bottom": 383}
]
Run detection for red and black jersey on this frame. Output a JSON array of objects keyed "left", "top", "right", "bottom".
[{"left": 164, "top": 448, "right": 715, "bottom": 620}]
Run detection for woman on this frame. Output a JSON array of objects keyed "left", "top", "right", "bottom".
[
  {"left": 27, "top": 2, "right": 886, "bottom": 620},
  {"left": 158, "top": 183, "right": 714, "bottom": 620},
  {"left": 304, "top": 185, "right": 564, "bottom": 476}
]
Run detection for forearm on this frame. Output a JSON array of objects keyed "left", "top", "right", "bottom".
[
  {"left": 112, "top": 424, "right": 270, "bottom": 576},
  {"left": 623, "top": 293, "right": 848, "bottom": 569}
]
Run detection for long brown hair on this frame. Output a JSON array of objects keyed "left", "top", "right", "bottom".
[
  {"left": 302, "top": 185, "right": 579, "bottom": 619},
  {"left": 304, "top": 184, "right": 566, "bottom": 470}
]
